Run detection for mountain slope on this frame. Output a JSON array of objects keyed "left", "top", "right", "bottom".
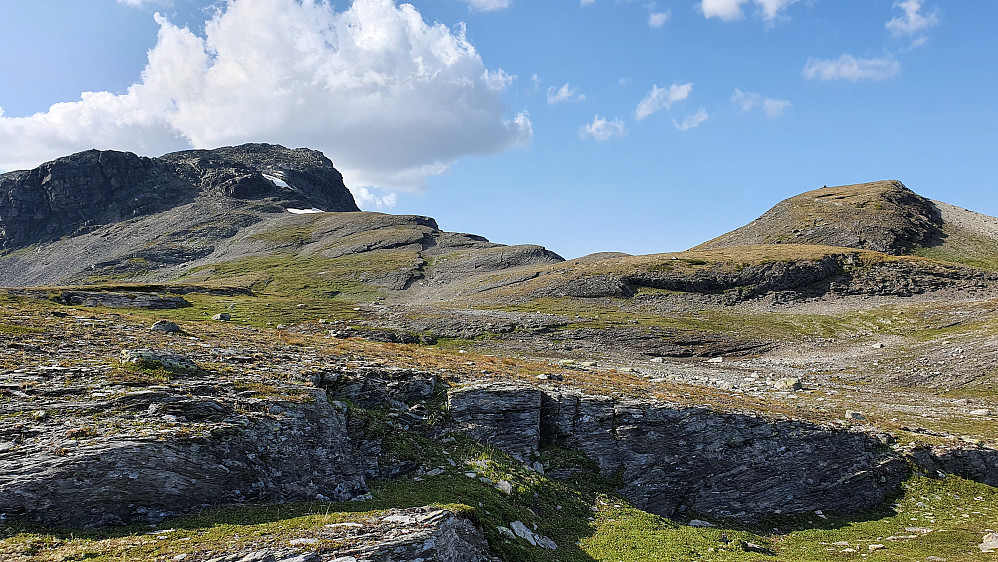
[
  {"left": 694, "top": 180, "right": 943, "bottom": 255},
  {"left": 912, "top": 200, "right": 998, "bottom": 270},
  {"left": 0, "top": 145, "right": 563, "bottom": 290}
]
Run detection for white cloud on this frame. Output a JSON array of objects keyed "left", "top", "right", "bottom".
[
  {"left": 581, "top": 0, "right": 596, "bottom": 5},
  {"left": 700, "top": 0, "right": 798, "bottom": 21},
  {"left": 458, "top": 0, "right": 510, "bottom": 11},
  {"left": 634, "top": 82, "right": 692, "bottom": 120},
  {"left": 546, "top": 83, "right": 585, "bottom": 105},
  {"left": 802, "top": 54, "right": 901, "bottom": 81},
  {"left": 886, "top": 0, "right": 939, "bottom": 45},
  {"left": 672, "top": 108, "right": 709, "bottom": 131},
  {"left": 0, "top": 0, "right": 532, "bottom": 198},
  {"left": 483, "top": 68, "right": 517, "bottom": 91},
  {"left": 648, "top": 11, "right": 670, "bottom": 28},
  {"left": 579, "top": 115, "right": 625, "bottom": 141},
  {"left": 731, "top": 89, "right": 761, "bottom": 112},
  {"left": 762, "top": 98, "right": 792, "bottom": 119},
  {"left": 731, "top": 89, "right": 791, "bottom": 118},
  {"left": 117, "top": 0, "right": 171, "bottom": 6},
  {"left": 352, "top": 186, "right": 398, "bottom": 209}
]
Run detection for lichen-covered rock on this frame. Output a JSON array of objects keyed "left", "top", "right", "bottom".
[{"left": 120, "top": 348, "right": 198, "bottom": 373}]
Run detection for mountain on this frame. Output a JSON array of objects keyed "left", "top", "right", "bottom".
[
  {"left": 694, "top": 179, "right": 998, "bottom": 270},
  {"left": 0, "top": 143, "right": 359, "bottom": 250},
  {"left": 694, "top": 180, "right": 941, "bottom": 254},
  {"left": 0, "top": 145, "right": 563, "bottom": 288}
]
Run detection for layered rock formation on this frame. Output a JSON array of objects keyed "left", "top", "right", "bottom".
[{"left": 449, "top": 382, "right": 998, "bottom": 520}]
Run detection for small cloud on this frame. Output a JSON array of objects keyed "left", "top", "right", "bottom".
[
  {"left": 672, "top": 108, "right": 709, "bottom": 131},
  {"left": 635, "top": 82, "right": 692, "bottom": 120},
  {"left": 581, "top": 0, "right": 596, "bottom": 5},
  {"left": 700, "top": 0, "right": 798, "bottom": 22},
  {"left": 118, "top": 0, "right": 172, "bottom": 6},
  {"left": 547, "top": 83, "right": 585, "bottom": 105},
  {"left": 580, "top": 115, "right": 625, "bottom": 141},
  {"left": 762, "top": 98, "right": 792, "bottom": 119},
  {"left": 483, "top": 68, "right": 516, "bottom": 91},
  {"left": 802, "top": 54, "right": 901, "bottom": 81},
  {"left": 731, "top": 89, "right": 791, "bottom": 118},
  {"left": 619, "top": 77, "right": 632, "bottom": 87},
  {"left": 886, "top": 0, "right": 939, "bottom": 37},
  {"left": 352, "top": 186, "right": 398, "bottom": 209},
  {"left": 731, "top": 88, "right": 761, "bottom": 112},
  {"left": 648, "top": 11, "right": 670, "bottom": 28},
  {"left": 458, "top": 0, "right": 511, "bottom": 11}
]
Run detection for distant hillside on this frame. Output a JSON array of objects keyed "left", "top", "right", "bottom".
[{"left": 694, "top": 180, "right": 942, "bottom": 255}]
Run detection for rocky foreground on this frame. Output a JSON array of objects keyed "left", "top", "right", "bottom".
[{"left": 1, "top": 292, "right": 997, "bottom": 560}]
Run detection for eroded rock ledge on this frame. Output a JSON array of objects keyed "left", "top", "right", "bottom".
[{"left": 448, "top": 382, "right": 998, "bottom": 521}]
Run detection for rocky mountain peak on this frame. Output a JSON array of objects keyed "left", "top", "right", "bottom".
[{"left": 0, "top": 143, "right": 359, "bottom": 250}]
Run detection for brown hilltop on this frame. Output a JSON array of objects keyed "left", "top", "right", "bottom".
[{"left": 694, "top": 180, "right": 942, "bottom": 255}]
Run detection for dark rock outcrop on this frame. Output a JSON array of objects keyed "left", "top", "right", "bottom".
[
  {"left": 623, "top": 254, "right": 846, "bottom": 299},
  {"left": 449, "top": 383, "right": 912, "bottom": 520},
  {"left": 0, "top": 143, "right": 359, "bottom": 251}
]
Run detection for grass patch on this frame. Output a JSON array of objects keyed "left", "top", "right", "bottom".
[
  {"left": 913, "top": 224, "right": 998, "bottom": 271},
  {"left": 106, "top": 361, "right": 174, "bottom": 386},
  {"left": 0, "top": 323, "right": 44, "bottom": 336},
  {"left": 249, "top": 223, "right": 316, "bottom": 246}
]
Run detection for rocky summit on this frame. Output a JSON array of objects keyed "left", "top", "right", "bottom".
[
  {"left": 1, "top": 146, "right": 997, "bottom": 562},
  {"left": 0, "top": 143, "right": 359, "bottom": 251}
]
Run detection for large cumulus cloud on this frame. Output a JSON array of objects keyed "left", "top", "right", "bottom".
[{"left": 0, "top": 0, "right": 531, "bottom": 202}]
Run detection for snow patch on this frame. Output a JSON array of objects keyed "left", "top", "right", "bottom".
[
  {"left": 287, "top": 208, "right": 324, "bottom": 214},
  {"left": 263, "top": 173, "right": 292, "bottom": 189}
]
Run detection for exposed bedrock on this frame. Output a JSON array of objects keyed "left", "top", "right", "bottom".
[
  {"left": 448, "top": 383, "right": 998, "bottom": 521},
  {"left": 0, "top": 388, "right": 366, "bottom": 527}
]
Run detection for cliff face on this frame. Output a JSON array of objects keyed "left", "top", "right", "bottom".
[
  {"left": 447, "top": 383, "right": 913, "bottom": 520},
  {"left": 0, "top": 144, "right": 359, "bottom": 250}
]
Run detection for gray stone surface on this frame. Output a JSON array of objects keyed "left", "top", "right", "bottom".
[
  {"left": 449, "top": 382, "right": 917, "bottom": 520},
  {"left": 447, "top": 384, "right": 543, "bottom": 460},
  {"left": 120, "top": 348, "right": 198, "bottom": 373},
  {"left": 0, "top": 386, "right": 365, "bottom": 526},
  {"left": 150, "top": 320, "right": 182, "bottom": 333}
]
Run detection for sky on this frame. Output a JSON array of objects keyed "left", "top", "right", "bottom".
[{"left": 1, "top": 0, "right": 996, "bottom": 259}]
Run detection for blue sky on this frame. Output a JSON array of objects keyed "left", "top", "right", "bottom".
[{"left": 1, "top": 0, "right": 996, "bottom": 258}]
